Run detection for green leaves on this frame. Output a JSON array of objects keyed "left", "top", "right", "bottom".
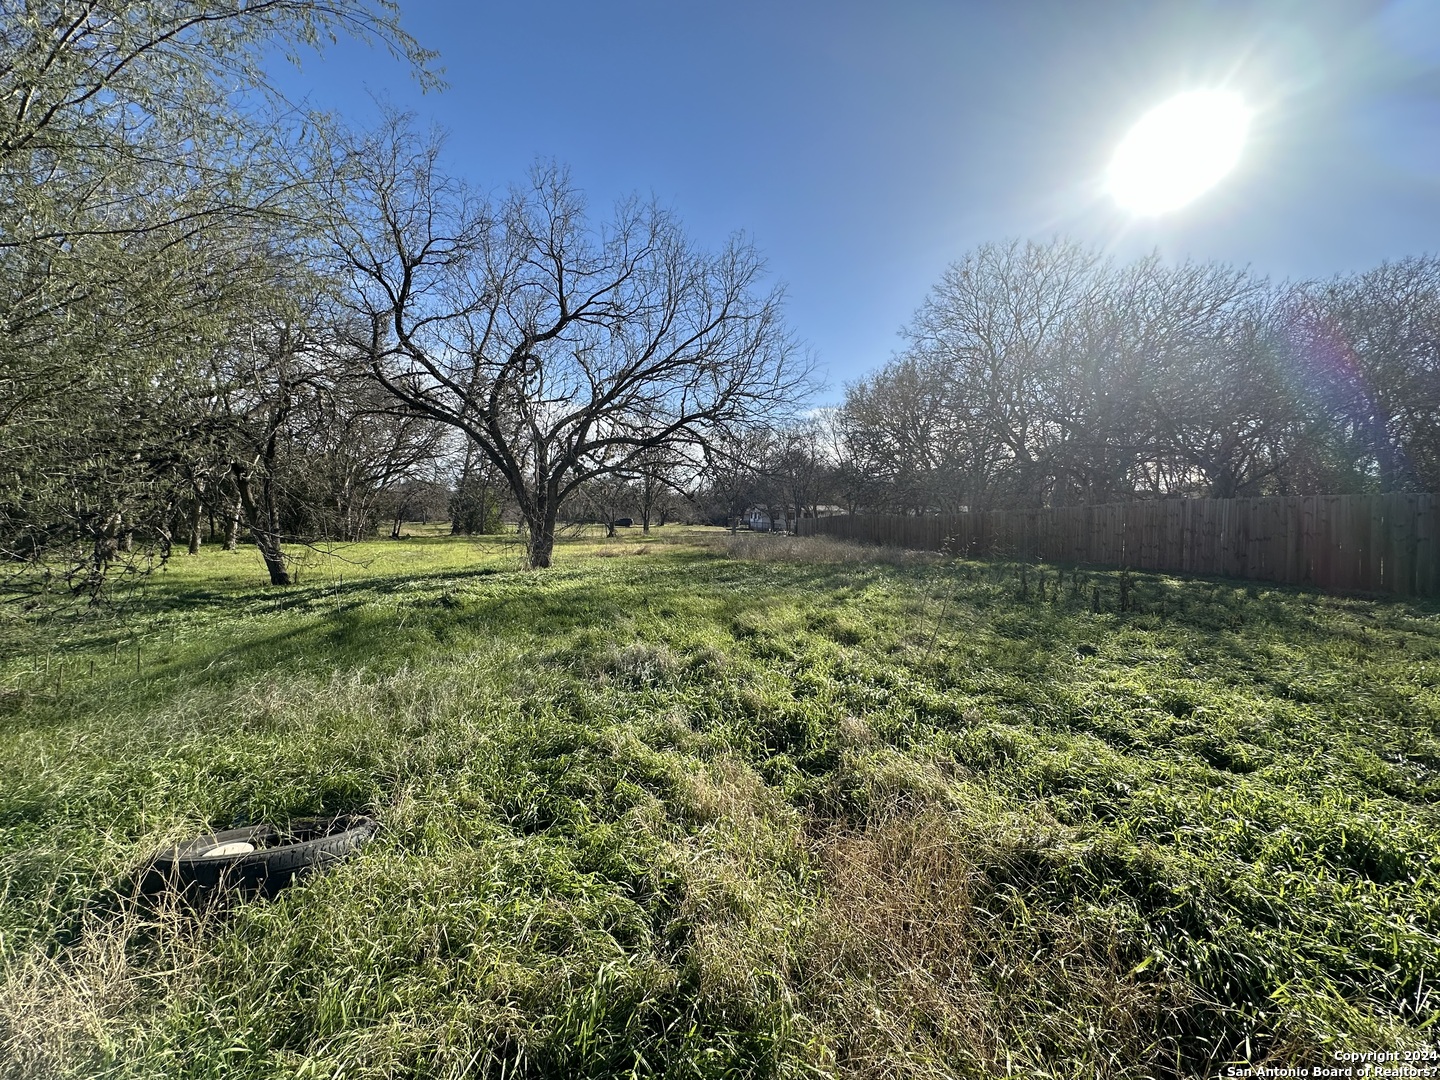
[{"left": 0, "top": 1, "right": 438, "bottom": 593}]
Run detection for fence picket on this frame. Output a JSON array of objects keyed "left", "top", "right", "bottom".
[{"left": 798, "top": 493, "right": 1439, "bottom": 596}]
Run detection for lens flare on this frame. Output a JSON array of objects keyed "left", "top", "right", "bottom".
[{"left": 1108, "top": 90, "right": 1251, "bottom": 215}]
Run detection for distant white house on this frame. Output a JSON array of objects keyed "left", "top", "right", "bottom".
[
  {"left": 742, "top": 507, "right": 784, "bottom": 532},
  {"left": 741, "top": 505, "right": 845, "bottom": 531}
]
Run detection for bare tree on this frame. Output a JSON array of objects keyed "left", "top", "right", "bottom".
[
  {"left": 287, "top": 376, "right": 448, "bottom": 541},
  {"left": 839, "top": 356, "right": 972, "bottom": 512},
  {"left": 1293, "top": 257, "right": 1440, "bottom": 493},
  {"left": 631, "top": 446, "right": 685, "bottom": 532},
  {"left": 574, "top": 473, "right": 635, "bottom": 538},
  {"left": 765, "top": 419, "right": 832, "bottom": 526},
  {"left": 903, "top": 239, "right": 1105, "bottom": 508},
  {"left": 327, "top": 119, "right": 810, "bottom": 567},
  {"left": 1145, "top": 270, "right": 1298, "bottom": 498},
  {"left": 847, "top": 241, "right": 1327, "bottom": 513},
  {"left": 695, "top": 428, "right": 771, "bottom": 531},
  {"left": 449, "top": 438, "right": 506, "bottom": 535}
]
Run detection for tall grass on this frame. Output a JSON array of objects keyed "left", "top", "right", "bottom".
[
  {"left": 696, "top": 529, "right": 942, "bottom": 565},
  {"left": 1, "top": 526, "right": 1436, "bottom": 1077}
]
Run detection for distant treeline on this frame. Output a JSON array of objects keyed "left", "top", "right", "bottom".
[{"left": 827, "top": 240, "right": 1440, "bottom": 515}]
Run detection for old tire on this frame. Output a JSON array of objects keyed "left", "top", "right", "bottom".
[{"left": 144, "top": 815, "right": 376, "bottom": 897}]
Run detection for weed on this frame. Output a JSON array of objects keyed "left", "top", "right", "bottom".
[{"left": 0, "top": 527, "right": 1436, "bottom": 1077}]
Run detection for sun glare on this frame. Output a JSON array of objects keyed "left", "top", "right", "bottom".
[{"left": 1107, "top": 90, "right": 1251, "bottom": 215}]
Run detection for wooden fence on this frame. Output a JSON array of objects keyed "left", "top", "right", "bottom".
[{"left": 795, "top": 494, "right": 1440, "bottom": 597}]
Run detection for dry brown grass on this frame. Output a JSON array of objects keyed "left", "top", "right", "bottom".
[
  {"left": 799, "top": 807, "right": 1189, "bottom": 1079},
  {"left": 835, "top": 715, "right": 876, "bottom": 749},
  {"left": 586, "top": 543, "right": 653, "bottom": 558},
  {"left": 694, "top": 531, "right": 944, "bottom": 566},
  {"left": 0, "top": 896, "right": 217, "bottom": 1079},
  {"left": 598, "top": 640, "right": 681, "bottom": 684}
]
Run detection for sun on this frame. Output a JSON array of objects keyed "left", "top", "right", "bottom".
[{"left": 1107, "top": 90, "right": 1251, "bottom": 215}]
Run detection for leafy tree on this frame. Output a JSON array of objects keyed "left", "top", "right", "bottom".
[{"left": 0, "top": 0, "right": 437, "bottom": 593}]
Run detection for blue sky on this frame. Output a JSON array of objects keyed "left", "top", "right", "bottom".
[{"left": 268, "top": 0, "right": 1440, "bottom": 400}]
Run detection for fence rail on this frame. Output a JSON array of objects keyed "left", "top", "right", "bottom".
[{"left": 796, "top": 494, "right": 1440, "bottom": 596}]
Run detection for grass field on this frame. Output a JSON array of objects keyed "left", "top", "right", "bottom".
[{"left": 1, "top": 527, "right": 1437, "bottom": 1078}]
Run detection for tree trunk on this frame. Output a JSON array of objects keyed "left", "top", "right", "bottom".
[
  {"left": 187, "top": 498, "right": 202, "bottom": 555},
  {"left": 84, "top": 512, "right": 123, "bottom": 593},
  {"left": 1209, "top": 468, "right": 1239, "bottom": 501},
  {"left": 223, "top": 495, "right": 242, "bottom": 551},
  {"left": 232, "top": 466, "right": 291, "bottom": 585},
  {"left": 264, "top": 476, "right": 282, "bottom": 543},
  {"left": 526, "top": 508, "right": 558, "bottom": 568}
]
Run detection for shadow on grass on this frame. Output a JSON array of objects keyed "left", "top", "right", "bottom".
[{"left": 8, "top": 544, "right": 1439, "bottom": 746}]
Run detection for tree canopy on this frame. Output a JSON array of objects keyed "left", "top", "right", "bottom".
[
  {"left": 327, "top": 119, "right": 812, "bottom": 567},
  {"left": 831, "top": 240, "right": 1440, "bottom": 515}
]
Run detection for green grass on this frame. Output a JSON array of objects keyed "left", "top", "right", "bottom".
[{"left": 1, "top": 527, "right": 1437, "bottom": 1078}]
